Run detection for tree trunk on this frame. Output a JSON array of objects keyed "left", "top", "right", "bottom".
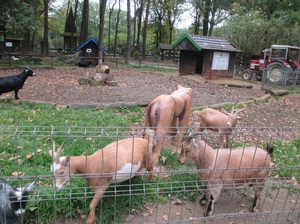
[
  {"left": 202, "top": 0, "right": 210, "bottom": 36},
  {"left": 136, "top": 0, "right": 144, "bottom": 51},
  {"left": 80, "top": 0, "right": 89, "bottom": 45},
  {"left": 108, "top": 1, "right": 117, "bottom": 54},
  {"left": 42, "top": 0, "right": 49, "bottom": 56},
  {"left": 114, "top": 1, "right": 121, "bottom": 56},
  {"left": 142, "top": 0, "right": 150, "bottom": 59},
  {"left": 125, "top": 0, "right": 131, "bottom": 64},
  {"left": 98, "top": 0, "right": 107, "bottom": 65}
]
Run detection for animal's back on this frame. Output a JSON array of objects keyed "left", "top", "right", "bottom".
[
  {"left": 94, "top": 138, "right": 150, "bottom": 175},
  {"left": 209, "top": 147, "right": 272, "bottom": 183},
  {"left": 0, "top": 75, "right": 22, "bottom": 92},
  {"left": 146, "top": 95, "right": 175, "bottom": 127}
]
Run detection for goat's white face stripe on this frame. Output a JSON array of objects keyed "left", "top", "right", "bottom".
[
  {"left": 51, "top": 156, "right": 66, "bottom": 172},
  {"left": 14, "top": 190, "right": 23, "bottom": 201},
  {"left": 15, "top": 208, "right": 26, "bottom": 216},
  {"left": 111, "top": 162, "right": 141, "bottom": 183}
]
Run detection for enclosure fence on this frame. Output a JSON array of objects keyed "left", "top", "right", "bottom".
[{"left": 0, "top": 126, "right": 299, "bottom": 224}]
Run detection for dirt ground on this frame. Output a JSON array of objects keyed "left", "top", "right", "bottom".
[{"left": 0, "top": 64, "right": 300, "bottom": 224}]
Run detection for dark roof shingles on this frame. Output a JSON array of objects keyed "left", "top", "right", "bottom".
[{"left": 191, "top": 35, "right": 241, "bottom": 52}]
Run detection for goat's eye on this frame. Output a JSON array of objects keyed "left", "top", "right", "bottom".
[{"left": 60, "top": 171, "right": 64, "bottom": 175}]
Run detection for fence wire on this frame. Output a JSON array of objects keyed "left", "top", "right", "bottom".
[{"left": 0, "top": 126, "right": 299, "bottom": 224}]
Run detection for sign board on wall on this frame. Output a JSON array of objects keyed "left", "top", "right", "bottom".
[
  {"left": 5, "top": 42, "right": 12, "bottom": 47},
  {"left": 212, "top": 51, "right": 229, "bottom": 70}
]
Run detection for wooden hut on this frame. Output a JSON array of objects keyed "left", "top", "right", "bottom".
[
  {"left": 61, "top": 6, "right": 79, "bottom": 53},
  {"left": 76, "top": 37, "right": 107, "bottom": 66},
  {"left": 173, "top": 34, "right": 241, "bottom": 77}
]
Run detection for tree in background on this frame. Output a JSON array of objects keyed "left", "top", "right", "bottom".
[
  {"left": 79, "top": 0, "right": 89, "bottom": 45},
  {"left": 108, "top": 0, "right": 117, "bottom": 54},
  {"left": 98, "top": 0, "right": 107, "bottom": 65},
  {"left": 125, "top": 0, "right": 131, "bottom": 63},
  {"left": 142, "top": 0, "right": 151, "bottom": 59}
]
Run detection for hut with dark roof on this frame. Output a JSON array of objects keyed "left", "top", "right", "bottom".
[{"left": 173, "top": 34, "right": 241, "bottom": 77}]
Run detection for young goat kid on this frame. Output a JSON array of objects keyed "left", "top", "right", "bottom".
[
  {"left": 179, "top": 136, "right": 273, "bottom": 217},
  {"left": 49, "top": 138, "right": 154, "bottom": 224},
  {"left": 0, "top": 181, "right": 35, "bottom": 224},
  {"left": 190, "top": 108, "right": 242, "bottom": 147},
  {"left": 0, "top": 67, "right": 36, "bottom": 99}
]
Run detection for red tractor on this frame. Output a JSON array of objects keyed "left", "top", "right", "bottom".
[{"left": 242, "top": 45, "right": 300, "bottom": 84}]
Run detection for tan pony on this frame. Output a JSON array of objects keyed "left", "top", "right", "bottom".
[{"left": 144, "top": 85, "right": 193, "bottom": 164}]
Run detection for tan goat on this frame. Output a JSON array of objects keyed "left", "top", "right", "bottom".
[
  {"left": 49, "top": 138, "right": 154, "bottom": 224},
  {"left": 190, "top": 108, "right": 242, "bottom": 147},
  {"left": 179, "top": 136, "right": 273, "bottom": 217},
  {"left": 144, "top": 84, "right": 193, "bottom": 164}
]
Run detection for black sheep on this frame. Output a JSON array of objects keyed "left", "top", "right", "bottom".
[
  {"left": 0, "top": 67, "right": 36, "bottom": 99},
  {"left": 78, "top": 60, "right": 92, "bottom": 68},
  {"left": 0, "top": 181, "right": 35, "bottom": 224}
]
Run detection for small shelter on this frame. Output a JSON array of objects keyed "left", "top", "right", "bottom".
[
  {"left": 76, "top": 37, "right": 107, "bottom": 65},
  {"left": 159, "top": 43, "right": 177, "bottom": 61},
  {"left": 61, "top": 6, "right": 79, "bottom": 53},
  {"left": 173, "top": 34, "right": 241, "bottom": 77}
]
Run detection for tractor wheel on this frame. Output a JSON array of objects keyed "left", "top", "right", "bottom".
[
  {"left": 241, "top": 68, "right": 253, "bottom": 80},
  {"left": 265, "top": 62, "right": 285, "bottom": 84}
]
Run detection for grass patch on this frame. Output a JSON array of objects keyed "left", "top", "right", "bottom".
[
  {"left": 272, "top": 138, "right": 300, "bottom": 180},
  {"left": 0, "top": 103, "right": 299, "bottom": 223}
]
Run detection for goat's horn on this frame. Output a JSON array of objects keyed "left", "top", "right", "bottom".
[
  {"left": 55, "top": 142, "right": 65, "bottom": 161},
  {"left": 230, "top": 107, "right": 234, "bottom": 114},
  {"left": 184, "top": 128, "right": 194, "bottom": 143}
]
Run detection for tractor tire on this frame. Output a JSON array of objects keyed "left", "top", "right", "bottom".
[
  {"left": 241, "top": 68, "right": 253, "bottom": 80},
  {"left": 265, "top": 62, "right": 285, "bottom": 84}
]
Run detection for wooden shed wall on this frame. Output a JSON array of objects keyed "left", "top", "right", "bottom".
[
  {"left": 81, "top": 42, "right": 98, "bottom": 65},
  {"left": 179, "top": 50, "right": 237, "bottom": 77},
  {"left": 179, "top": 50, "right": 197, "bottom": 75}
]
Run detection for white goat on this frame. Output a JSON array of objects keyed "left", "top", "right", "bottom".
[
  {"left": 49, "top": 138, "right": 153, "bottom": 224},
  {"left": 190, "top": 108, "right": 242, "bottom": 147},
  {"left": 179, "top": 136, "right": 273, "bottom": 217}
]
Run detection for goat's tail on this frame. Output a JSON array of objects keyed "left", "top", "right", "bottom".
[{"left": 266, "top": 144, "right": 275, "bottom": 159}]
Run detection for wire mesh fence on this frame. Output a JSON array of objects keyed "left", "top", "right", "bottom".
[{"left": 0, "top": 125, "right": 299, "bottom": 224}]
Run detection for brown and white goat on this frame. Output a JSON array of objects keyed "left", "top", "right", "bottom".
[
  {"left": 49, "top": 138, "right": 153, "bottom": 224},
  {"left": 179, "top": 136, "right": 273, "bottom": 217},
  {"left": 190, "top": 108, "right": 242, "bottom": 147},
  {"left": 144, "top": 85, "right": 193, "bottom": 164}
]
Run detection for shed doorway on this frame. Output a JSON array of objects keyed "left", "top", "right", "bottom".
[{"left": 195, "top": 51, "right": 204, "bottom": 74}]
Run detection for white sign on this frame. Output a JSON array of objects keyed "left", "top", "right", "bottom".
[
  {"left": 212, "top": 51, "right": 229, "bottom": 70},
  {"left": 5, "top": 42, "right": 12, "bottom": 47},
  {"left": 86, "top": 48, "right": 92, "bottom": 53}
]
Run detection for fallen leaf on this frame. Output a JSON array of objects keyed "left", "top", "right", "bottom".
[
  {"left": 9, "top": 156, "right": 21, "bottom": 160},
  {"left": 162, "top": 215, "right": 168, "bottom": 221},
  {"left": 26, "top": 153, "right": 34, "bottom": 159},
  {"left": 11, "top": 172, "right": 25, "bottom": 176}
]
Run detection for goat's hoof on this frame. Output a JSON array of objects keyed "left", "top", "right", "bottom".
[
  {"left": 249, "top": 207, "right": 259, "bottom": 213},
  {"left": 204, "top": 211, "right": 213, "bottom": 217},
  {"left": 199, "top": 199, "right": 207, "bottom": 206}
]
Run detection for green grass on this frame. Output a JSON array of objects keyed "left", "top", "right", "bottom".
[
  {"left": 272, "top": 138, "right": 300, "bottom": 179},
  {"left": 0, "top": 103, "right": 299, "bottom": 223}
]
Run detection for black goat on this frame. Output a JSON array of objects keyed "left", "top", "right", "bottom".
[
  {"left": 0, "top": 67, "right": 36, "bottom": 99},
  {"left": 0, "top": 181, "right": 35, "bottom": 224},
  {"left": 78, "top": 60, "right": 92, "bottom": 68}
]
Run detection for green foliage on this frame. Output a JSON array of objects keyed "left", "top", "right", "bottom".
[{"left": 272, "top": 138, "right": 300, "bottom": 180}]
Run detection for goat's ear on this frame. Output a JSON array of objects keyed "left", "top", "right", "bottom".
[
  {"left": 63, "top": 156, "right": 70, "bottom": 166},
  {"left": 25, "top": 181, "right": 35, "bottom": 192},
  {"left": 49, "top": 150, "right": 56, "bottom": 160}
]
